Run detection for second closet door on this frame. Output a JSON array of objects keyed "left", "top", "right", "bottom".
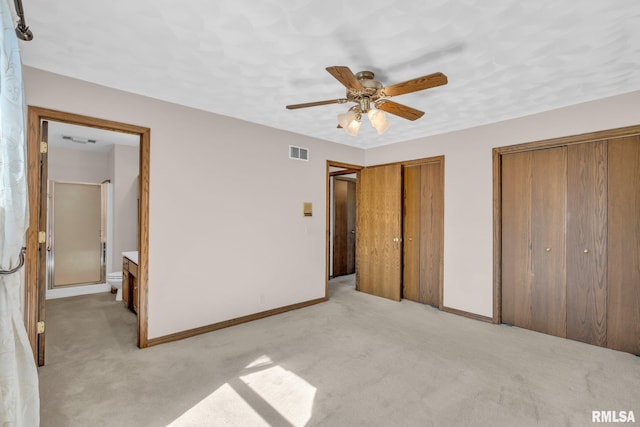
[
  {"left": 402, "top": 161, "right": 443, "bottom": 306},
  {"left": 502, "top": 147, "right": 567, "bottom": 337},
  {"left": 566, "top": 141, "right": 608, "bottom": 347}
]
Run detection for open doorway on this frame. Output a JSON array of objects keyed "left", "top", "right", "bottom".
[
  {"left": 45, "top": 121, "right": 140, "bottom": 300},
  {"left": 25, "top": 107, "right": 150, "bottom": 366},
  {"left": 325, "top": 161, "right": 362, "bottom": 297}
]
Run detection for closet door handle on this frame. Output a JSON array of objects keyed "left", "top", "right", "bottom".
[{"left": 583, "top": 249, "right": 589, "bottom": 254}]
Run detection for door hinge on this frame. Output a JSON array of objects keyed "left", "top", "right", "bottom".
[
  {"left": 37, "top": 321, "right": 45, "bottom": 334},
  {"left": 39, "top": 231, "right": 46, "bottom": 244},
  {"left": 40, "top": 141, "right": 48, "bottom": 153}
]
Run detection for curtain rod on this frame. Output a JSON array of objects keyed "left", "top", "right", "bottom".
[{"left": 13, "top": 0, "right": 33, "bottom": 41}]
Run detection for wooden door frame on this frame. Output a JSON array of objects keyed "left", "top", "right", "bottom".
[
  {"left": 25, "top": 106, "right": 151, "bottom": 362},
  {"left": 492, "top": 124, "right": 640, "bottom": 325},
  {"left": 326, "top": 161, "right": 363, "bottom": 298}
]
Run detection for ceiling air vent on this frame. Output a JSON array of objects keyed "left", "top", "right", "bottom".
[
  {"left": 62, "top": 135, "right": 97, "bottom": 144},
  {"left": 289, "top": 145, "right": 309, "bottom": 161}
]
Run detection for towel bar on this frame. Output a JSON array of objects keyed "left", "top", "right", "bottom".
[{"left": 0, "top": 247, "right": 27, "bottom": 275}]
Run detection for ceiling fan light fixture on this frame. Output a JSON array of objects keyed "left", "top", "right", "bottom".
[
  {"left": 338, "top": 110, "right": 361, "bottom": 136},
  {"left": 367, "top": 108, "right": 390, "bottom": 135}
]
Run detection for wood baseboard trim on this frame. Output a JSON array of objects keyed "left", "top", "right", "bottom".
[
  {"left": 441, "top": 305, "right": 494, "bottom": 324},
  {"left": 146, "top": 297, "right": 328, "bottom": 347}
]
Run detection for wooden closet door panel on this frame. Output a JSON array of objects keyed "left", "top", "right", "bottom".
[
  {"left": 420, "top": 161, "right": 443, "bottom": 307},
  {"left": 501, "top": 151, "right": 534, "bottom": 328},
  {"left": 403, "top": 165, "right": 421, "bottom": 301},
  {"left": 530, "top": 148, "right": 567, "bottom": 337},
  {"left": 356, "top": 164, "right": 402, "bottom": 301},
  {"left": 607, "top": 136, "right": 640, "bottom": 354},
  {"left": 567, "top": 141, "right": 608, "bottom": 347}
]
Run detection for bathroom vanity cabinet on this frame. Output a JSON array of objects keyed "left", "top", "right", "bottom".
[{"left": 122, "top": 256, "right": 139, "bottom": 314}]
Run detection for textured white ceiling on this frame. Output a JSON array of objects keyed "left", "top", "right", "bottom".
[{"left": 17, "top": 0, "right": 640, "bottom": 148}]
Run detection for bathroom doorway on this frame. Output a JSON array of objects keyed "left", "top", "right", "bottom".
[
  {"left": 25, "top": 107, "right": 151, "bottom": 365},
  {"left": 43, "top": 121, "right": 140, "bottom": 300}
]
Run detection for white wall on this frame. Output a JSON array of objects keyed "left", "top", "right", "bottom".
[
  {"left": 109, "top": 144, "right": 139, "bottom": 269},
  {"left": 48, "top": 146, "right": 109, "bottom": 183},
  {"left": 365, "top": 90, "right": 640, "bottom": 317},
  {"left": 24, "top": 66, "right": 365, "bottom": 339}
]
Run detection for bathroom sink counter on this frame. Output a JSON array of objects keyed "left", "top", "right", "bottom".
[{"left": 122, "top": 251, "right": 138, "bottom": 264}]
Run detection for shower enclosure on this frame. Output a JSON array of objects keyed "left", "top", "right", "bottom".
[{"left": 47, "top": 181, "right": 108, "bottom": 289}]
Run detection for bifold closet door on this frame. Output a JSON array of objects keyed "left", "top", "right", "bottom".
[
  {"left": 607, "top": 136, "right": 640, "bottom": 354},
  {"left": 356, "top": 164, "right": 402, "bottom": 301},
  {"left": 501, "top": 148, "right": 567, "bottom": 337},
  {"left": 566, "top": 141, "right": 608, "bottom": 347},
  {"left": 402, "top": 162, "right": 443, "bottom": 306}
]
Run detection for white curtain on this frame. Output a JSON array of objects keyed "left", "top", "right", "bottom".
[{"left": 0, "top": 0, "right": 40, "bottom": 425}]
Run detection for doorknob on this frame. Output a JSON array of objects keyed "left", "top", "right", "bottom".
[
  {"left": 583, "top": 249, "right": 589, "bottom": 254},
  {"left": 351, "top": 230, "right": 355, "bottom": 234}
]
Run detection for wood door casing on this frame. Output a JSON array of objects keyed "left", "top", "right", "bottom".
[
  {"left": 566, "top": 141, "right": 608, "bottom": 347},
  {"left": 607, "top": 136, "right": 640, "bottom": 354},
  {"left": 502, "top": 148, "right": 567, "bottom": 337},
  {"left": 357, "top": 164, "right": 402, "bottom": 301},
  {"left": 402, "top": 162, "right": 443, "bottom": 306}
]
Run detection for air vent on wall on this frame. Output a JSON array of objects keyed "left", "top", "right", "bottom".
[{"left": 289, "top": 145, "right": 309, "bottom": 161}]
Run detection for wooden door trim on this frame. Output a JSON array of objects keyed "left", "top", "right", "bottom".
[
  {"left": 25, "top": 106, "right": 151, "bottom": 361},
  {"left": 366, "top": 155, "right": 444, "bottom": 169},
  {"left": 493, "top": 124, "right": 640, "bottom": 324},
  {"left": 330, "top": 169, "right": 358, "bottom": 176},
  {"left": 326, "top": 161, "right": 363, "bottom": 298}
]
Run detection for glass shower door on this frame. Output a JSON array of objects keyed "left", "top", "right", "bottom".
[{"left": 49, "top": 181, "right": 105, "bottom": 287}]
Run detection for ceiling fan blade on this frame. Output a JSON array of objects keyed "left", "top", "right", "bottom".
[
  {"left": 286, "top": 98, "right": 347, "bottom": 110},
  {"left": 375, "top": 100, "right": 425, "bottom": 121},
  {"left": 382, "top": 72, "right": 448, "bottom": 97},
  {"left": 326, "top": 66, "right": 364, "bottom": 91}
]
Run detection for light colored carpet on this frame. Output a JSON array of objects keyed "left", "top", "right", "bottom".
[{"left": 39, "top": 275, "right": 640, "bottom": 426}]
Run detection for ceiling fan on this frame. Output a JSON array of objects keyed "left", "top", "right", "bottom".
[{"left": 286, "top": 66, "right": 448, "bottom": 136}]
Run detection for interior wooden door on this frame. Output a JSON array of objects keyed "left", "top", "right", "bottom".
[
  {"left": 502, "top": 148, "right": 567, "bottom": 337},
  {"left": 607, "top": 135, "right": 640, "bottom": 354},
  {"left": 403, "top": 165, "right": 421, "bottom": 301},
  {"left": 402, "top": 161, "right": 443, "bottom": 306},
  {"left": 356, "top": 164, "right": 402, "bottom": 301},
  {"left": 566, "top": 141, "right": 608, "bottom": 347},
  {"left": 37, "top": 120, "right": 49, "bottom": 366},
  {"left": 333, "top": 178, "right": 356, "bottom": 277}
]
